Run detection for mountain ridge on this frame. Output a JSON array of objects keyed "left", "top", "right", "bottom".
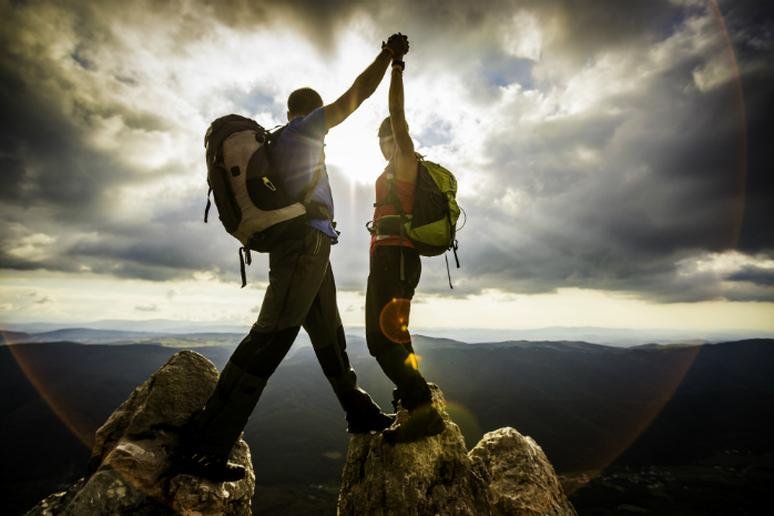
[{"left": 2, "top": 337, "right": 772, "bottom": 514}]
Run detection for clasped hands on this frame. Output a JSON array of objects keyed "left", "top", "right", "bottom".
[{"left": 382, "top": 33, "right": 409, "bottom": 59}]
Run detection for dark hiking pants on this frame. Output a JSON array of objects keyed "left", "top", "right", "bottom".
[
  {"left": 366, "top": 246, "right": 432, "bottom": 411},
  {"left": 191, "top": 227, "right": 382, "bottom": 459}
]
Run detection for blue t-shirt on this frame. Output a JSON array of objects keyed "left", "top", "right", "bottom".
[{"left": 273, "top": 107, "right": 338, "bottom": 242}]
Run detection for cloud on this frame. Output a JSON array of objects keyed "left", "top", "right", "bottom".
[
  {"left": 727, "top": 265, "right": 774, "bottom": 286},
  {"left": 0, "top": 0, "right": 772, "bottom": 305},
  {"left": 410, "top": 1, "right": 774, "bottom": 302}
]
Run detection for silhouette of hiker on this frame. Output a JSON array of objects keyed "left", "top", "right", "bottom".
[
  {"left": 366, "top": 38, "right": 445, "bottom": 443},
  {"left": 178, "top": 34, "right": 411, "bottom": 482}
]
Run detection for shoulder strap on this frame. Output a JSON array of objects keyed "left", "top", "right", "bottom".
[
  {"left": 376, "top": 163, "right": 404, "bottom": 215},
  {"left": 383, "top": 164, "right": 408, "bottom": 282}
]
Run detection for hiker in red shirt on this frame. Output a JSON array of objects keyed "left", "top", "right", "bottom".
[{"left": 366, "top": 39, "right": 445, "bottom": 443}]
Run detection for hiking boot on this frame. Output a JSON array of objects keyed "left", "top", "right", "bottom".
[
  {"left": 347, "top": 411, "right": 396, "bottom": 434},
  {"left": 382, "top": 404, "right": 445, "bottom": 444},
  {"left": 175, "top": 451, "right": 246, "bottom": 482}
]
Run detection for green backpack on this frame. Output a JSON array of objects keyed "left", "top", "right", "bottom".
[
  {"left": 406, "top": 159, "right": 461, "bottom": 256},
  {"left": 371, "top": 156, "right": 462, "bottom": 287}
]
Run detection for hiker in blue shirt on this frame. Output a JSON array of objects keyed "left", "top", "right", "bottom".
[
  {"left": 272, "top": 99, "right": 339, "bottom": 241},
  {"left": 178, "top": 34, "right": 411, "bottom": 482}
]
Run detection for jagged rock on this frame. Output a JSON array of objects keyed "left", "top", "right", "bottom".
[
  {"left": 338, "top": 384, "right": 576, "bottom": 516},
  {"left": 470, "top": 428, "right": 577, "bottom": 515},
  {"left": 25, "top": 351, "right": 255, "bottom": 516}
]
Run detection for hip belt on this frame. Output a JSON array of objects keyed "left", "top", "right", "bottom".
[{"left": 368, "top": 214, "right": 411, "bottom": 237}]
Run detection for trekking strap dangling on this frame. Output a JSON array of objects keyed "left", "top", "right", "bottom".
[
  {"left": 443, "top": 240, "right": 460, "bottom": 289},
  {"left": 238, "top": 246, "right": 252, "bottom": 288},
  {"left": 204, "top": 186, "right": 212, "bottom": 223},
  {"left": 445, "top": 253, "right": 453, "bottom": 289}
]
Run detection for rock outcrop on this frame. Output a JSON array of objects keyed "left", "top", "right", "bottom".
[
  {"left": 25, "top": 351, "right": 255, "bottom": 516},
  {"left": 338, "top": 385, "right": 576, "bottom": 515}
]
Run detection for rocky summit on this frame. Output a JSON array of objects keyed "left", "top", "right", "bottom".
[
  {"left": 25, "top": 351, "right": 254, "bottom": 516},
  {"left": 24, "top": 350, "right": 573, "bottom": 515},
  {"left": 338, "top": 384, "right": 576, "bottom": 516}
]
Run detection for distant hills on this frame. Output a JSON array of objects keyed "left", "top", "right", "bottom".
[
  {"left": 0, "top": 328, "right": 243, "bottom": 347},
  {"left": 0, "top": 327, "right": 321, "bottom": 352},
  {"left": 1, "top": 334, "right": 772, "bottom": 515},
  {"left": 4, "top": 321, "right": 772, "bottom": 346}
]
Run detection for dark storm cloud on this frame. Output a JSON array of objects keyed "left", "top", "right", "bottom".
[
  {"left": 0, "top": 2, "right": 173, "bottom": 218},
  {"left": 714, "top": 1, "right": 774, "bottom": 253},
  {"left": 200, "top": 0, "right": 367, "bottom": 50},
  {"left": 410, "top": 1, "right": 774, "bottom": 301},
  {"left": 0, "top": 0, "right": 772, "bottom": 303},
  {"left": 0, "top": 0, "right": 238, "bottom": 282},
  {"left": 728, "top": 266, "right": 774, "bottom": 286},
  {"left": 0, "top": 72, "right": 123, "bottom": 217}
]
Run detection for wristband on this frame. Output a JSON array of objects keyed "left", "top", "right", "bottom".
[
  {"left": 381, "top": 45, "right": 396, "bottom": 58},
  {"left": 392, "top": 59, "right": 405, "bottom": 71}
]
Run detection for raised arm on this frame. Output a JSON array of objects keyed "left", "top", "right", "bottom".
[
  {"left": 323, "top": 34, "right": 410, "bottom": 130},
  {"left": 388, "top": 62, "right": 415, "bottom": 158},
  {"left": 389, "top": 56, "right": 417, "bottom": 182}
]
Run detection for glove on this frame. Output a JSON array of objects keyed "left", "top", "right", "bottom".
[
  {"left": 382, "top": 33, "right": 409, "bottom": 58},
  {"left": 303, "top": 200, "right": 331, "bottom": 221}
]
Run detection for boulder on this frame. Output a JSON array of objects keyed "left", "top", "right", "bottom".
[
  {"left": 25, "top": 351, "right": 255, "bottom": 516},
  {"left": 470, "top": 428, "right": 577, "bottom": 515},
  {"left": 338, "top": 384, "right": 576, "bottom": 515}
]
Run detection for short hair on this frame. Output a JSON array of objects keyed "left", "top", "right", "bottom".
[
  {"left": 378, "top": 116, "right": 393, "bottom": 138},
  {"left": 287, "top": 88, "right": 323, "bottom": 117}
]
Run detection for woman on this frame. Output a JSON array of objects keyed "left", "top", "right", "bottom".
[{"left": 366, "top": 47, "right": 445, "bottom": 444}]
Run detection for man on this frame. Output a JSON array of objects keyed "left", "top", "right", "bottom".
[{"left": 179, "top": 34, "right": 411, "bottom": 482}]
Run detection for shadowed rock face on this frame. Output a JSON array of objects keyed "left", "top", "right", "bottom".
[
  {"left": 338, "top": 385, "right": 576, "bottom": 516},
  {"left": 25, "top": 351, "right": 255, "bottom": 516}
]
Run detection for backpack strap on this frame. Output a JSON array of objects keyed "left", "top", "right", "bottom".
[
  {"left": 445, "top": 254, "right": 453, "bottom": 289},
  {"left": 204, "top": 186, "right": 212, "bottom": 223},
  {"left": 238, "top": 246, "right": 252, "bottom": 288},
  {"left": 382, "top": 167, "right": 408, "bottom": 282}
]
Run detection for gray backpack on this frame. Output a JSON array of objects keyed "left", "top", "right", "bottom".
[{"left": 203, "top": 114, "right": 319, "bottom": 286}]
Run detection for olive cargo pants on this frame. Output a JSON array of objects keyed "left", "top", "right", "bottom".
[{"left": 191, "top": 227, "right": 384, "bottom": 458}]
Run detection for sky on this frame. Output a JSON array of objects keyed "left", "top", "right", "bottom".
[{"left": 1, "top": 0, "right": 773, "bottom": 335}]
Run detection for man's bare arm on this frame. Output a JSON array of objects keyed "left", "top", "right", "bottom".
[{"left": 322, "top": 49, "right": 392, "bottom": 130}]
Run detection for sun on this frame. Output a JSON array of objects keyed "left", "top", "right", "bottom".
[{"left": 324, "top": 104, "right": 387, "bottom": 185}]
